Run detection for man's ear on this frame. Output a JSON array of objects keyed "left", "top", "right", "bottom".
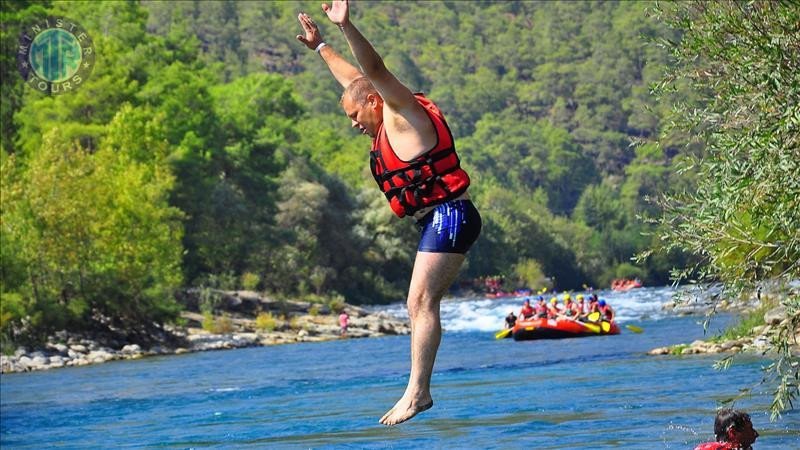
[
  {"left": 367, "top": 93, "right": 382, "bottom": 110},
  {"left": 726, "top": 425, "right": 737, "bottom": 443}
]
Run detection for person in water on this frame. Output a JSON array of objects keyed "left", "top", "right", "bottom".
[
  {"left": 695, "top": 408, "right": 759, "bottom": 450},
  {"left": 296, "top": 1, "right": 481, "bottom": 426},
  {"left": 504, "top": 311, "right": 517, "bottom": 329},
  {"left": 519, "top": 298, "right": 535, "bottom": 320}
]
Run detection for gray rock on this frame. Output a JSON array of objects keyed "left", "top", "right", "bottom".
[
  {"left": 48, "top": 343, "right": 69, "bottom": 354},
  {"left": 70, "top": 344, "right": 87, "bottom": 353},
  {"left": 1, "top": 356, "right": 15, "bottom": 372},
  {"left": 764, "top": 305, "right": 787, "bottom": 325},
  {"left": 752, "top": 336, "right": 770, "bottom": 349},
  {"left": 121, "top": 344, "right": 141, "bottom": 355},
  {"left": 648, "top": 347, "right": 670, "bottom": 355},
  {"left": 87, "top": 350, "right": 113, "bottom": 363}
]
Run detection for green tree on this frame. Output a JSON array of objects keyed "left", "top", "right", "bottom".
[
  {"left": 1, "top": 105, "right": 184, "bottom": 344},
  {"left": 646, "top": 1, "right": 800, "bottom": 419}
]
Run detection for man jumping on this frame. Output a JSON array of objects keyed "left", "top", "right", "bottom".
[{"left": 296, "top": 0, "right": 481, "bottom": 425}]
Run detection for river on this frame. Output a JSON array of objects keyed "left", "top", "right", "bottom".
[{"left": 1, "top": 287, "right": 798, "bottom": 448}]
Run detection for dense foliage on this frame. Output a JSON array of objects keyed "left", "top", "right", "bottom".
[
  {"left": 2, "top": 1, "right": 689, "bottom": 343},
  {"left": 645, "top": 1, "right": 799, "bottom": 418}
]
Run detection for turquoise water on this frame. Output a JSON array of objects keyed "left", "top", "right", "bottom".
[{"left": 2, "top": 289, "right": 799, "bottom": 448}]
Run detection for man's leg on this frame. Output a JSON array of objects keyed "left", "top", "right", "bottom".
[{"left": 379, "top": 251, "right": 465, "bottom": 425}]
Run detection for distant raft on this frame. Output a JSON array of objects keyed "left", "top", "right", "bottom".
[
  {"left": 512, "top": 317, "right": 620, "bottom": 341},
  {"left": 610, "top": 278, "right": 643, "bottom": 292}
]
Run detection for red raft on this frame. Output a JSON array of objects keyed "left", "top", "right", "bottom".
[{"left": 512, "top": 317, "right": 620, "bottom": 341}]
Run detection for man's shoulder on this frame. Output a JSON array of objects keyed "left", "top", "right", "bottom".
[{"left": 694, "top": 442, "right": 732, "bottom": 450}]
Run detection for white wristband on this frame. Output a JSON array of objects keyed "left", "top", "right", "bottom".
[{"left": 314, "top": 42, "right": 327, "bottom": 53}]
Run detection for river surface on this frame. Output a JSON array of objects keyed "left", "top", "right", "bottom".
[{"left": 2, "top": 287, "right": 798, "bottom": 448}]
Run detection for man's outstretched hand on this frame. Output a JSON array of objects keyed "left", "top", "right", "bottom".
[
  {"left": 296, "top": 12, "right": 323, "bottom": 50},
  {"left": 322, "top": 0, "right": 349, "bottom": 26}
]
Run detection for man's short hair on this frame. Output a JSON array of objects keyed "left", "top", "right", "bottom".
[
  {"left": 714, "top": 409, "right": 751, "bottom": 442},
  {"left": 342, "top": 76, "right": 378, "bottom": 105}
]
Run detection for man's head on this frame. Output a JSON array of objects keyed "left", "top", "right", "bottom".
[
  {"left": 714, "top": 409, "right": 758, "bottom": 448},
  {"left": 341, "top": 77, "right": 383, "bottom": 138},
  {"left": 523, "top": 299, "right": 530, "bottom": 305}
]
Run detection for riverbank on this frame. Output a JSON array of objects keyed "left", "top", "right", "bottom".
[
  {"left": 648, "top": 300, "right": 800, "bottom": 356},
  {"left": 0, "top": 289, "right": 410, "bottom": 374}
]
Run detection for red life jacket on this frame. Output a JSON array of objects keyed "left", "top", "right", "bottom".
[
  {"left": 369, "top": 94, "right": 470, "bottom": 218},
  {"left": 694, "top": 442, "right": 736, "bottom": 450},
  {"left": 520, "top": 305, "right": 534, "bottom": 318}
]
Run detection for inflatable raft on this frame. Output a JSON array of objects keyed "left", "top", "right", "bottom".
[
  {"left": 611, "top": 278, "right": 642, "bottom": 292},
  {"left": 512, "top": 317, "right": 620, "bottom": 340}
]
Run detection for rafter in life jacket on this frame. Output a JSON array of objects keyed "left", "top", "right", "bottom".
[{"left": 369, "top": 94, "right": 470, "bottom": 218}]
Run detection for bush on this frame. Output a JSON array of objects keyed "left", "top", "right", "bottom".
[
  {"left": 327, "top": 295, "right": 346, "bottom": 314},
  {"left": 201, "top": 311, "right": 216, "bottom": 332},
  {"left": 670, "top": 344, "right": 689, "bottom": 356},
  {"left": 241, "top": 272, "right": 260, "bottom": 291},
  {"left": 513, "top": 259, "right": 549, "bottom": 291},
  {"left": 255, "top": 312, "right": 277, "bottom": 332},
  {"left": 201, "top": 311, "right": 235, "bottom": 334}
]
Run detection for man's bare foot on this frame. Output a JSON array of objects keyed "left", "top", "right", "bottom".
[{"left": 379, "top": 396, "right": 433, "bottom": 426}]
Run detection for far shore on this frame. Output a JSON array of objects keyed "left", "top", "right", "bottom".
[
  {"left": 4, "top": 286, "right": 797, "bottom": 374},
  {"left": 1, "top": 289, "right": 410, "bottom": 374}
]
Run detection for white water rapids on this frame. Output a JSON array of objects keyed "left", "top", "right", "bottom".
[{"left": 378, "top": 285, "right": 679, "bottom": 332}]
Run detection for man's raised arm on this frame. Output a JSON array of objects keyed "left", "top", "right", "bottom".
[
  {"left": 321, "top": 1, "right": 419, "bottom": 112},
  {"left": 296, "top": 12, "right": 362, "bottom": 88}
]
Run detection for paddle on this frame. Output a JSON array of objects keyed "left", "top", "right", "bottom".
[
  {"left": 587, "top": 311, "right": 601, "bottom": 322},
  {"left": 601, "top": 321, "right": 611, "bottom": 332},
  {"left": 565, "top": 317, "right": 600, "bottom": 333},
  {"left": 495, "top": 328, "right": 512, "bottom": 339},
  {"left": 582, "top": 321, "right": 601, "bottom": 333},
  {"left": 625, "top": 324, "right": 644, "bottom": 333}
]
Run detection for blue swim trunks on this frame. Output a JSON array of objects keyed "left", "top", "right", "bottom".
[{"left": 416, "top": 200, "right": 481, "bottom": 254}]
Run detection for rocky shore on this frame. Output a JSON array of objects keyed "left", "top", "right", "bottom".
[
  {"left": 1, "top": 290, "right": 410, "bottom": 374},
  {"left": 648, "top": 303, "right": 799, "bottom": 357}
]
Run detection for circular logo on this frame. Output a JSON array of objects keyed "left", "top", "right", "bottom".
[{"left": 17, "top": 17, "right": 95, "bottom": 95}]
